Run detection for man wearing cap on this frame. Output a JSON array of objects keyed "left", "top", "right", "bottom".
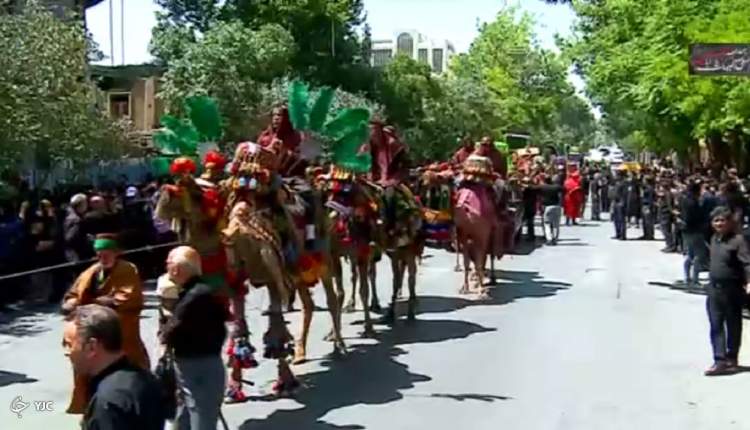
[{"left": 62, "top": 233, "right": 149, "bottom": 414}]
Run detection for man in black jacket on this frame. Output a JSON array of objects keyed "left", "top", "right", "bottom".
[
  {"left": 611, "top": 169, "right": 628, "bottom": 240},
  {"left": 704, "top": 206, "right": 750, "bottom": 376},
  {"left": 160, "top": 246, "right": 228, "bottom": 430},
  {"left": 640, "top": 176, "right": 656, "bottom": 240},
  {"left": 681, "top": 181, "right": 709, "bottom": 285},
  {"left": 590, "top": 171, "right": 602, "bottom": 221},
  {"left": 521, "top": 178, "right": 539, "bottom": 241},
  {"left": 657, "top": 182, "right": 676, "bottom": 252},
  {"left": 63, "top": 304, "right": 164, "bottom": 430}
]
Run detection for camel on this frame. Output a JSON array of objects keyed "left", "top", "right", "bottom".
[
  {"left": 322, "top": 177, "right": 380, "bottom": 338},
  {"left": 453, "top": 158, "right": 508, "bottom": 299},
  {"left": 380, "top": 184, "right": 422, "bottom": 323},
  {"left": 280, "top": 178, "right": 348, "bottom": 364}
]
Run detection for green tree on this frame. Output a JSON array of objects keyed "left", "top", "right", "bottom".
[
  {"left": 568, "top": 0, "right": 750, "bottom": 164},
  {"left": 452, "top": 7, "right": 578, "bottom": 144},
  {"left": 0, "top": 5, "right": 124, "bottom": 177},
  {"left": 152, "top": 0, "right": 372, "bottom": 93},
  {"left": 378, "top": 54, "right": 442, "bottom": 129},
  {"left": 405, "top": 76, "right": 499, "bottom": 160},
  {"left": 159, "top": 22, "right": 296, "bottom": 142}
]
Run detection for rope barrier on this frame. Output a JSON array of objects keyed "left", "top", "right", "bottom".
[{"left": 0, "top": 241, "right": 181, "bottom": 282}]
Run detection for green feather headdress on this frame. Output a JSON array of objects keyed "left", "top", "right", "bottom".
[
  {"left": 152, "top": 96, "right": 223, "bottom": 175},
  {"left": 287, "top": 80, "right": 371, "bottom": 174}
]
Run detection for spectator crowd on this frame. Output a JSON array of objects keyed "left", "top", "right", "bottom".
[{"left": 0, "top": 180, "right": 176, "bottom": 305}]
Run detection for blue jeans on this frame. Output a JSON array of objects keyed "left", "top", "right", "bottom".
[{"left": 173, "top": 355, "right": 225, "bottom": 430}]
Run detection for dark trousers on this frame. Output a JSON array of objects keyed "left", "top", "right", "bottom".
[
  {"left": 601, "top": 191, "right": 611, "bottom": 212},
  {"left": 660, "top": 218, "right": 675, "bottom": 250},
  {"left": 524, "top": 212, "right": 535, "bottom": 239},
  {"left": 706, "top": 283, "right": 744, "bottom": 362},
  {"left": 591, "top": 196, "right": 601, "bottom": 220},
  {"left": 642, "top": 205, "right": 655, "bottom": 239},
  {"left": 613, "top": 203, "right": 626, "bottom": 239}
]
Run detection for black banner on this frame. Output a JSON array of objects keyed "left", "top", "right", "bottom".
[{"left": 689, "top": 43, "right": 750, "bottom": 76}]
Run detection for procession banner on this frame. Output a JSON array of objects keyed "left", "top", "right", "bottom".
[{"left": 689, "top": 44, "right": 750, "bottom": 76}]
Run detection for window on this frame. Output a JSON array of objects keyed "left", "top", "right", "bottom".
[
  {"left": 432, "top": 48, "right": 444, "bottom": 73},
  {"left": 397, "top": 33, "right": 414, "bottom": 56},
  {"left": 372, "top": 49, "right": 393, "bottom": 67},
  {"left": 108, "top": 93, "right": 131, "bottom": 119},
  {"left": 418, "top": 48, "right": 429, "bottom": 64}
]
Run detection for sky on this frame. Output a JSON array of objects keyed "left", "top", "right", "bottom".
[{"left": 86, "top": 0, "right": 577, "bottom": 65}]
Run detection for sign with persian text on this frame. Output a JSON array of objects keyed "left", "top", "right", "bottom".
[{"left": 689, "top": 44, "right": 750, "bottom": 76}]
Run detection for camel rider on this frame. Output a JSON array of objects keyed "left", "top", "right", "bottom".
[
  {"left": 475, "top": 136, "right": 508, "bottom": 178},
  {"left": 451, "top": 136, "right": 476, "bottom": 166},
  {"left": 257, "top": 106, "right": 305, "bottom": 177}
]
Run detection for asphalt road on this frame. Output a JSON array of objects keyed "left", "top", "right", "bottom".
[{"left": 1, "top": 215, "right": 749, "bottom": 430}]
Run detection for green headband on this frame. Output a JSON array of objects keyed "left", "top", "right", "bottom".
[{"left": 93, "top": 238, "right": 119, "bottom": 252}]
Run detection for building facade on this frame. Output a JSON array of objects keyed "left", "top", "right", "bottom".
[{"left": 371, "top": 30, "right": 456, "bottom": 74}]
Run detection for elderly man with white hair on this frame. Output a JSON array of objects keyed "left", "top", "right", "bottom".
[
  {"left": 64, "top": 193, "right": 90, "bottom": 262},
  {"left": 158, "top": 246, "right": 228, "bottom": 430}
]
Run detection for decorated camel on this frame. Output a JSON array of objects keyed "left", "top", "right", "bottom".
[
  {"left": 368, "top": 122, "right": 422, "bottom": 323},
  {"left": 303, "top": 106, "right": 381, "bottom": 336},
  {"left": 452, "top": 138, "right": 518, "bottom": 297},
  {"left": 151, "top": 96, "right": 265, "bottom": 402}
]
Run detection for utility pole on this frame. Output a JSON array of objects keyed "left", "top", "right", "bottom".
[
  {"left": 120, "top": 0, "right": 124, "bottom": 65},
  {"left": 108, "top": 0, "right": 114, "bottom": 65}
]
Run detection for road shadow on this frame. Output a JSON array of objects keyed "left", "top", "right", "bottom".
[
  {"left": 238, "top": 318, "right": 496, "bottom": 430},
  {"left": 564, "top": 222, "right": 599, "bottom": 227},
  {"left": 554, "top": 242, "right": 591, "bottom": 247},
  {"left": 649, "top": 280, "right": 750, "bottom": 320},
  {"left": 415, "top": 392, "right": 513, "bottom": 402},
  {"left": 412, "top": 269, "right": 570, "bottom": 315},
  {"left": 0, "top": 303, "right": 57, "bottom": 337},
  {"left": 648, "top": 281, "right": 706, "bottom": 297},
  {"left": 510, "top": 237, "right": 545, "bottom": 256},
  {"left": 0, "top": 370, "right": 38, "bottom": 388}
]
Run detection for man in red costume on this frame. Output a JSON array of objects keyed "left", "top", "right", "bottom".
[
  {"left": 474, "top": 136, "right": 508, "bottom": 178},
  {"left": 257, "top": 106, "right": 304, "bottom": 176},
  {"left": 257, "top": 106, "right": 301, "bottom": 152},
  {"left": 563, "top": 168, "right": 584, "bottom": 225},
  {"left": 451, "top": 136, "right": 475, "bottom": 166},
  {"left": 370, "top": 122, "right": 408, "bottom": 185}
]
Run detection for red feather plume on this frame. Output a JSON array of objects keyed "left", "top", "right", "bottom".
[
  {"left": 170, "top": 157, "right": 197, "bottom": 176},
  {"left": 203, "top": 150, "right": 227, "bottom": 169}
]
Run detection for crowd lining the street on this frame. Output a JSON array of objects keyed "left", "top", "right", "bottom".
[
  {"left": 0, "top": 180, "right": 177, "bottom": 305},
  {"left": 6, "top": 154, "right": 750, "bottom": 430}
]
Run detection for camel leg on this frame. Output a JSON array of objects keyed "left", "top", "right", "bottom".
[
  {"left": 265, "top": 276, "right": 298, "bottom": 397},
  {"left": 292, "top": 286, "right": 314, "bottom": 365},
  {"left": 324, "top": 256, "right": 345, "bottom": 342},
  {"left": 488, "top": 230, "right": 497, "bottom": 286},
  {"left": 359, "top": 259, "right": 375, "bottom": 337},
  {"left": 454, "top": 229, "right": 462, "bottom": 272},
  {"left": 407, "top": 251, "right": 418, "bottom": 322},
  {"left": 459, "top": 238, "right": 472, "bottom": 295},
  {"left": 260, "top": 247, "right": 290, "bottom": 310},
  {"left": 225, "top": 294, "right": 248, "bottom": 403},
  {"left": 321, "top": 272, "right": 347, "bottom": 356},
  {"left": 343, "top": 256, "right": 357, "bottom": 313},
  {"left": 369, "top": 260, "right": 382, "bottom": 313},
  {"left": 383, "top": 253, "right": 402, "bottom": 324},
  {"left": 476, "top": 248, "right": 490, "bottom": 300}
]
